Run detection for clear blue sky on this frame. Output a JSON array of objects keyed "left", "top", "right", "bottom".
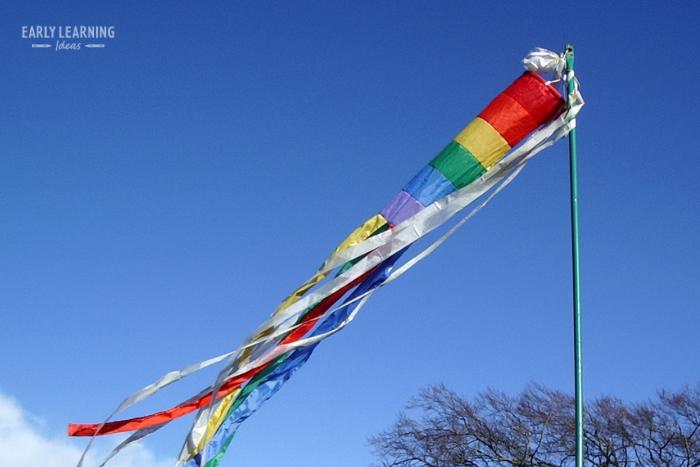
[{"left": 2, "top": 1, "right": 699, "bottom": 466}]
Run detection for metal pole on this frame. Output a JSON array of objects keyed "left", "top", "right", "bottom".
[{"left": 564, "top": 44, "right": 584, "bottom": 467}]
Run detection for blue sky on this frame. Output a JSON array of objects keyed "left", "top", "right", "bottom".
[{"left": 2, "top": 1, "right": 699, "bottom": 466}]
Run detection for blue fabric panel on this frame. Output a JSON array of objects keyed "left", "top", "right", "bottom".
[{"left": 404, "top": 164, "right": 456, "bottom": 206}]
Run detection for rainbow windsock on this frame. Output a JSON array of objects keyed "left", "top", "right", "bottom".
[{"left": 69, "top": 49, "right": 582, "bottom": 467}]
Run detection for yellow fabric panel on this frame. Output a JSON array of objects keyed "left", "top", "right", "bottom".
[
  {"left": 454, "top": 117, "right": 511, "bottom": 169},
  {"left": 274, "top": 275, "right": 324, "bottom": 314},
  {"left": 333, "top": 214, "right": 388, "bottom": 254}
]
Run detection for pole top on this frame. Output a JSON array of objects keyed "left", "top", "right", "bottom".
[{"left": 564, "top": 44, "right": 575, "bottom": 71}]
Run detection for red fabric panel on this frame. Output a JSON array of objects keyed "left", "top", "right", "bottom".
[
  {"left": 503, "top": 71, "right": 564, "bottom": 126},
  {"left": 478, "top": 93, "right": 538, "bottom": 147}
]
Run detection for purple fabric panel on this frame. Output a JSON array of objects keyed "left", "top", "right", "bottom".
[{"left": 381, "top": 190, "right": 424, "bottom": 225}]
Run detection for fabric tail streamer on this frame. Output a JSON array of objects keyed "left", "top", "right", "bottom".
[
  {"left": 69, "top": 48, "right": 583, "bottom": 467},
  {"left": 176, "top": 231, "right": 399, "bottom": 464},
  {"left": 182, "top": 252, "right": 404, "bottom": 466},
  {"left": 177, "top": 93, "right": 583, "bottom": 466},
  {"left": 183, "top": 67, "right": 567, "bottom": 430},
  {"left": 178, "top": 64, "right": 569, "bottom": 466}
]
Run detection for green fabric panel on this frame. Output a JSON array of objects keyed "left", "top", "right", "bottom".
[{"left": 429, "top": 140, "right": 486, "bottom": 189}]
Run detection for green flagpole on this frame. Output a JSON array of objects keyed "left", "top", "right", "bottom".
[{"left": 564, "top": 44, "right": 584, "bottom": 467}]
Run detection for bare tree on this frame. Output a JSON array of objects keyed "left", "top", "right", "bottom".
[{"left": 369, "top": 384, "right": 700, "bottom": 467}]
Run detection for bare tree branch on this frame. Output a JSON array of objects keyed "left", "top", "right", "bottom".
[{"left": 370, "top": 383, "right": 700, "bottom": 467}]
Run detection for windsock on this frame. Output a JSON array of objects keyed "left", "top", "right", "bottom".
[{"left": 69, "top": 50, "right": 582, "bottom": 467}]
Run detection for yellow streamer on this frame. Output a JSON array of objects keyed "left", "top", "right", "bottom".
[
  {"left": 238, "top": 214, "right": 387, "bottom": 364},
  {"left": 191, "top": 388, "right": 242, "bottom": 458},
  {"left": 275, "top": 213, "right": 388, "bottom": 313},
  {"left": 185, "top": 214, "right": 390, "bottom": 461}
]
